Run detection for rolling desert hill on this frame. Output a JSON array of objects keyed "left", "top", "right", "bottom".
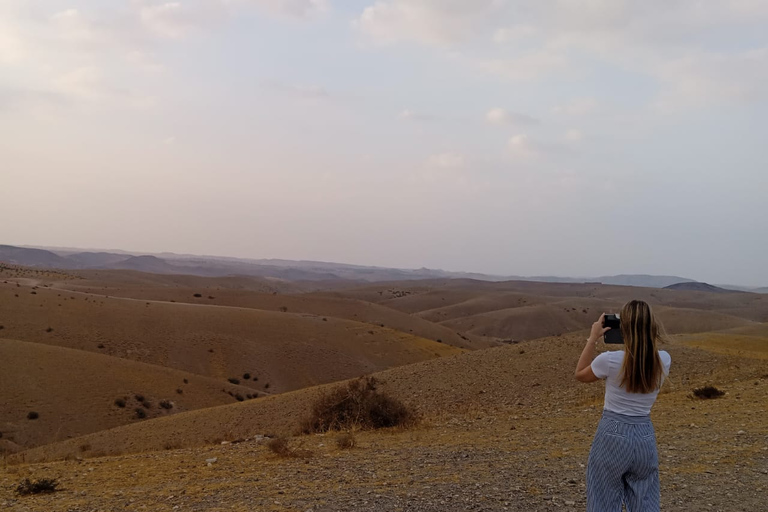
[
  {"left": 319, "top": 280, "right": 768, "bottom": 343},
  {"left": 12, "top": 328, "right": 767, "bottom": 463},
  {"left": 0, "top": 279, "right": 462, "bottom": 397},
  {"left": 2, "top": 264, "right": 767, "bottom": 511},
  {"left": 0, "top": 338, "right": 261, "bottom": 453},
  {"left": 664, "top": 282, "right": 734, "bottom": 293},
  {"left": 44, "top": 271, "right": 480, "bottom": 349}
]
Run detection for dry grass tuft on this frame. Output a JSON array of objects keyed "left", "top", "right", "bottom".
[
  {"left": 16, "top": 478, "right": 60, "bottom": 496},
  {"left": 692, "top": 386, "right": 725, "bottom": 399},
  {"left": 336, "top": 432, "right": 356, "bottom": 450},
  {"left": 266, "top": 437, "right": 313, "bottom": 459},
  {"left": 301, "top": 377, "right": 417, "bottom": 434}
]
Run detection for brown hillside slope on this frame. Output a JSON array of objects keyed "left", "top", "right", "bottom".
[
  {"left": 15, "top": 328, "right": 767, "bottom": 464},
  {"left": 324, "top": 281, "right": 768, "bottom": 342},
  {"left": 0, "top": 338, "right": 260, "bottom": 452},
  {"left": 0, "top": 281, "right": 461, "bottom": 395},
  {"left": 4, "top": 367, "right": 765, "bottom": 512},
  {"left": 44, "top": 271, "right": 478, "bottom": 349}
]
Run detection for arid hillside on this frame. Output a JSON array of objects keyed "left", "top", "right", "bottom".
[
  {"left": 0, "top": 338, "right": 259, "bottom": 452},
  {"left": 0, "top": 280, "right": 461, "bottom": 396},
  {"left": 47, "top": 271, "right": 480, "bottom": 349},
  {"left": 319, "top": 280, "right": 768, "bottom": 343},
  {"left": 1, "top": 265, "right": 767, "bottom": 511},
  {"left": 13, "top": 327, "right": 767, "bottom": 463},
  {"left": 4, "top": 329, "right": 766, "bottom": 511}
]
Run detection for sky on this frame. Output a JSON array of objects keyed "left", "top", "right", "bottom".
[{"left": 1, "top": 0, "right": 767, "bottom": 286}]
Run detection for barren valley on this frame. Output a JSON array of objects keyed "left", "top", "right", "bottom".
[{"left": 1, "top": 264, "right": 766, "bottom": 511}]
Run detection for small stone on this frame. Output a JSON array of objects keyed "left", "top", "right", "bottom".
[{"left": 206, "top": 457, "right": 217, "bottom": 464}]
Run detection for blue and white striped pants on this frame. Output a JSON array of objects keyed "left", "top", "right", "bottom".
[{"left": 587, "top": 410, "right": 660, "bottom": 512}]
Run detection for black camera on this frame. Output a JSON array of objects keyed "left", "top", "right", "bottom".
[{"left": 603, "top": 314, "right": 623, "bottom": 344}]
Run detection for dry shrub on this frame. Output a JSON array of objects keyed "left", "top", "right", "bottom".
[
  {"left": 336, "top": 432, "right": 356, "bottom": 450},
  {"left": 301, "top": 377, "right": 417, "bottom": 434},
  {"left": 267, "top": 437, "right": 312, "bottom": 459},
  {"left": 693, "top": 386, "right": 725, "bottom": 399},
  {"left": 16, "top": 478, "right": 59, "bottom": 496}
]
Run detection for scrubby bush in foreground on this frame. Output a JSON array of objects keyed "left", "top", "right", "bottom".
[
  {"left": 693, "top": 386, "right": 725, "bottom": 399},
  {"left": 336, "top": 432, "right": 356, "bottom": 450},
  {"left": 301, "top": 377, "right": 416, "bottom": 434},
  {"left": 266, "top": 437, "right": 312, "bottom": 459},
  {"left": 16, "top": 478, "right": 59, "bottom": 495}
]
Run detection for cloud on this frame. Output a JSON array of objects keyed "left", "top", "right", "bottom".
[
  {"left": 485, "top": 108, "right": 539, "bottom": 126},
  {"left": 478, "top": 49, "right": 569, "bottom": 82},
  {"left": 493, "top": 25, "right": 537, "bottom": 44},
  {"left": 399, "top": 109, "right": 437, "bottom": 122},
  {"left": 354, "top": 0, "right": 501, "bottom": 46},
  {"left": 564, "top": 129, "right": 583, "bottom": 142},
  {"left": 250, "top": 0, "right": 329, "bottom": 18},
  {"left": 650, "top": 48, "right": 768, "bottom": 109},
  {"left": 355, "top": 1, "right": 768, "bottom": 108},
  {"left": 427, "top": 152, "right": 465, "bottom": 169},
  {"left": 260, "top": 80, "right": 330, "bottom": 99},
  {"left": 507, "top": 134, "right": 538, "bottom": 159},
  {"left": 552, "top": 98, "right": 597, "bottom": 116}
]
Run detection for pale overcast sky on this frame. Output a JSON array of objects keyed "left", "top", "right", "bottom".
[{"left": 1, "top": 1, "right": 767, "bottom": 286}]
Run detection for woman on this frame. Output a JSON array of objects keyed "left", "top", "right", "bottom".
[{"left": 574, "top": 300, "right": 672, "bottom": 512}]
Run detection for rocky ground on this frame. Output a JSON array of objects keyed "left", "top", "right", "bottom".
[{"left": 2, "top": 373, "right": 765, "bottom": 512}]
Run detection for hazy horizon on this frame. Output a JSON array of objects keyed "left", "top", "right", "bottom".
[
  {"left": 5, "top": 241, "right": 766, "bottom": 288},
  {"left": 3, "top": 1, "right": 767, "bottom": 287}
]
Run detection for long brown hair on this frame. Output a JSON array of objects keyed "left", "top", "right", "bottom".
[{"left": 620, "top": 300, "right": 664, "bottom": 393}]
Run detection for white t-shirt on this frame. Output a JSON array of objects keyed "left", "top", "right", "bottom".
[{"left": 591, "top": 349, "right": 671, "bottom": 416}]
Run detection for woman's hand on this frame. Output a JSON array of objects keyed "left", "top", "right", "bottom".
[{"left": 589, "top": 313, "right": 611, "bottom": 343}]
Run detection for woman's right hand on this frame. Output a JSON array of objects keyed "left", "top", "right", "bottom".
[{"left": 589, "top": 313, "right": 611, "bottom": 342}]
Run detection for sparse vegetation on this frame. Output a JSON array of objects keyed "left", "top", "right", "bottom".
[
  {"left": 278, "top": 306, "right": 288, "bottom": 312},
  {"left": 267, "top": 437, "right": 312, "bottom": 459},
  {"left": 235, "top": 394, "right": 244, "bottom": 402},
  {"left": 176, "top": 388, "right": 183, "bottom": 394},
  {"left": 135, "top": 408, "right": 147, "bottom": 419},
  {"left": 114, "top": 398, "right": 127, "bottom": 408},
  {"left": 693, "top": 386, "right": 725, "bottom": 399},
  {"left": 159, "top": 400, "right": 174, "bottom": 410},
  {"left": 243, "top": 373, "right": 251, "bottom": 380},
  {"left": 301, "top": 376, "right": 417, "bottom": 434},
  {"left": 45, "top": 327, "right": 54, "bottom": 333},
  {"left": 193, "top": 293, "right": 202, "bottom": 298},
  {"left": 134, "top": 394, "right": 145, "bottom": 402},
  {"left": 336, "top": 432, "right": 356, "bottom": 450},
  {"left": 228, "top": 377, "right": 240, "bottom": 385},
  {"left": 27, "top": 411, "right": 39, "bottom": 420},
  {"left": 16, "top": 478, "right": 59, "bottom": 496}
]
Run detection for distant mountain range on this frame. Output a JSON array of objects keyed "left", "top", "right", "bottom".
[{"left": 1, "top": 244, "right": 764, "bottom": 291}]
